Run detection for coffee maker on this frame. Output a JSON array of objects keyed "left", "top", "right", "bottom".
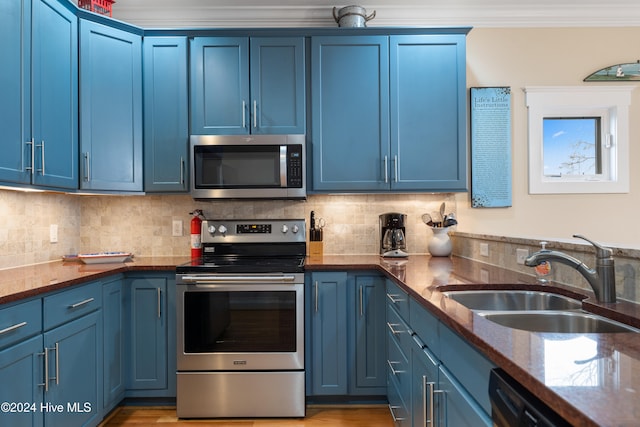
[{"left": 379, "top": 213, "right": 408, "bottom": 258}]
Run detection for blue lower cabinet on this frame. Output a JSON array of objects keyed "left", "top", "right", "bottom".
[
  {"left": 125, "top": 273, "right": 175, "bottom": 398},
  {"left": 0, "top": 335, "right": 44, "bottom": 427},
  {"left": 102, "top": 277, "right": 124, "bottom": 413},
  {"left": 411, "top": 341, "right": 439, "bottom": 427},
  {"left": 350, "top": 274, "right": 387, "bottom": 394},
  {"left": 43, "top": 311, "right": 102, "bottom": 427},
  {"left": 438, "top": 366, "right": 492, "bottom": 427},
  {"left": 308, "top": 272, "right": 348, "bottom": 395}
]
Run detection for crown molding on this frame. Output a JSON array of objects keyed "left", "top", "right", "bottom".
[{"left": 110, "top": 4, "right": 640, "bottom": 29}]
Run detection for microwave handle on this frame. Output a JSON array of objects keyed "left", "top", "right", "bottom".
[{"left": 280, "top": 145, "right": 287, "bottom": 187}]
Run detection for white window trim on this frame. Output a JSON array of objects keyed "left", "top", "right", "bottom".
[{"left": 524, "top": 86, "right": 634, "bottom": 194}]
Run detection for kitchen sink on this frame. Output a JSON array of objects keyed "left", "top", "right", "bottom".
[
  {"left": 479, "top": 311, "right": 640, "bottom": 334},
  {"left": 442, "top": 290, "right": 583, "bottom": 311}
]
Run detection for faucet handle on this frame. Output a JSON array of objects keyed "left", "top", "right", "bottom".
[{"left": 573, "top": 234, "right": 613, "bottom": 259}]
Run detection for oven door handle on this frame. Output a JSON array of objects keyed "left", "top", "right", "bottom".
[{"left": 180, "top": 275, "right": 298, "bottom": 283}]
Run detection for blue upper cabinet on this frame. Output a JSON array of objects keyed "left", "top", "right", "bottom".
[
  {"left": 311, "top": 36, "right": 390, "bottom": 192},
  {"left": 143, "top": 36, "right": 189, "bottom": 192},
  {"left": 310, "top": 32, "right": 468, "bottom": 193},
  {"left": 190, "top": 36, "right": 305, "bottom": 135},
  {"left": 79, "top": 19, "right": 143, "bottom": 192},
  {"left": 0, "top": 0, "right": 78, "bottom": 190},
  {"left": 390, "top": 35, "right": 467, "bottom": 192}
]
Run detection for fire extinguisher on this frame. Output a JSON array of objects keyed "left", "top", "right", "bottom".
[{"left": 190, "top": 209, "right": 204, "bottom": 260}]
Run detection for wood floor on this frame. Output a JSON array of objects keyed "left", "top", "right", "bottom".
[{"left": 101, "top": 406, "right": 395, "bottom": 426}]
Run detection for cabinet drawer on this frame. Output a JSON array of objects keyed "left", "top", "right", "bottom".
[
  {"left": 387, "top": 370, "right": 411, "bottom": 427},
  {"left": 386, "top": 280, "right": 409, "bottom": 321},
  {"left": 409, "top": 297, "right": 440, "bottom": 359},
  {"left": 387, "top": 330, "right": 410, "bottom": 403},
  {"left": 0, "top": 299, "right": 42, "bottom": 349},
  {"left": 439, "top": 324, "right": 496, "bottom": 414},
  {"left": 44, "top": 281, "right": 101, "bottom": 331},
  {"left": 386, "top": 304, "right": 412, "bottom": 356}
]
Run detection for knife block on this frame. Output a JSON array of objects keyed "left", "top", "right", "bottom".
[{"left": 309, "top": 241, "right": 323, "bottom": 257}]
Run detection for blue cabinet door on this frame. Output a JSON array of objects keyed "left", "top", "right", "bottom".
[
  {"left": 79, "top": 19, "right": 143, "bottom": 191},
  {"left": 0, "top": 335, "right": 44, "bottom": 427},
  {"left": 143, "top": 36, "right": 189, "bottom": 192},
  {"left": 190, "top": 37, "right": 249, "bottom": 135},
  {"left": 411, "top": 344, "right": 440, "bottom": 427},
  {"left": 43, "top": 311, "right": 102, "bottom": 427},
  {"left": 0, "top": 0, "right": 31, "bottom": 185},
  {"left": 249, "top": 37, "right": 306, "bottom": 134},
  {"left": 32, "top": 0, "right": 78, "bottom": 189},
  {"left": 438, "top": 366, "right": 492, "bottom": 427},
  {"left": 311, "top": 36, "right": 390, "bottom": 192},
  {"left": 309, "top": 272, "right": 348, "bottom": 395},
  {"left": 390, "top": 35, "right": 467, "bottom": 192},
  {"left": 350, "top": 274, "right": 386, "bottom": 393},
  {"left": 102, "top": 277, "right": 124, "bottom": 413},
  {"left": 126, "top": 275, "right": 168, "bottom": 391}
]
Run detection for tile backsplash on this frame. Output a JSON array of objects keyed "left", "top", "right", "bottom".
[{"left": 0, "top": 189, "right": 456, "bottom": 269}]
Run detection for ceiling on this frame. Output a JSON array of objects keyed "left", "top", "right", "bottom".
[{"left": 102, "top": 0, "right": 640, "bottom": 29}]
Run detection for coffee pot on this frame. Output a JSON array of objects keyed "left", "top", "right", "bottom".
[{"left": 379, "top": 213, "right": 408, "bottom": 258}]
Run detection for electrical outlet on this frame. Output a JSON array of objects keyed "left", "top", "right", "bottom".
[
  {"left": 49, "top": 224, "right": 58, "bottom": 243},
  {"left": 480, "top": 268, "right": 489, "bottom": 283},
  {"left": 172, "top": 220, "right": 183, "bottom": 237},
  {"left": 516, "top": 248, "right": 529, "bottom": 265},
  {"left": 480, "top": 243, "right": 489, "bottom": 257}
]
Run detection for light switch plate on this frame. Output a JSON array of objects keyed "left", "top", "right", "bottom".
[
  {"left": 172, "top": 220, "right": 183, "bottom": 237},
  {"left": 50, "top": 224, "right": 58, "bottom": 243},
  {"left": 516, "top": 248, "right": 529, "bottom": 265},
  {"left": 480, "top": 243, "right": 489, "bottom": 257}
]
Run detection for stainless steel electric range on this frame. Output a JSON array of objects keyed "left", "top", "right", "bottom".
[{"left": 175, "top": 218, "right": 306, "bottom": 418}]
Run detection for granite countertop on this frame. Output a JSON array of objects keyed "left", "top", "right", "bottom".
[
  {"left": 2, "top": 254, "right": 640, "bottom": 426},
  {"left": 307, "top": 254, "right": 640, "bottom": 427}
]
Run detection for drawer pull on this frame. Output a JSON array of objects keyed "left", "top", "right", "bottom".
[
  {"left": 387, "top": 322, "right": 407, "bottom": 335},
  {"left": 0, "top": 321, "right": 27, "bottom": 335},
  {"left": 69, "top": 297, "right": 95, "bottom": 309},
  {"left": 388, "top": 404, "right": 406, "bottom": 422},
  {"left": 387, "top": 359, "right": 405, "bottom": 376},
  {"left": 386, "top": 293, "right": 406, "bottom": 304}
]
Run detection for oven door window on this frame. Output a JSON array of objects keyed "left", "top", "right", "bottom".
[
  {"left": 183, "top": 290, "right": 296, "bottom": 353},
  {"left": 194, "top": 145, "right": 282, "bottom": 188}
]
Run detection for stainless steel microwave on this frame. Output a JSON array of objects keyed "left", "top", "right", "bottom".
[{"left": 190, "top": 134, "right": 306, "bottom": 199}]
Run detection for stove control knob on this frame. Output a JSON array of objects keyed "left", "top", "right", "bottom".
[
  {"left": 218, "top": 225, "right": 228, "bottom": 236},
  {"left": 292, "top": 225, "right": 299, "bottom": 234},
  {"left": 281, "top": 224, "right": 289, "bottom": 234},
  {"left": 207, "top": 225, "right": 217, "bottom": 234}
]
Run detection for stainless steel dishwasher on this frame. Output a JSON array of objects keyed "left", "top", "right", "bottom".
[{"left": 489, "top": 368, "right": 572, "bottom": 427}]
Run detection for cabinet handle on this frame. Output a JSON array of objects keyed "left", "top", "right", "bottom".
[
  {"left": 425, "top": 378, "right": 435, "bottom": 427},
  {"left": 36, "top": 140, "right": 45, "bottom": 175},
  {"left": 393, "top": 155, "right": 398, "bottom": 183},
  {"left": 83, "top": 152, "right": 91, "bottom": 182},
  {"left": 25, "top": 139, "right": 35, "bottom": 174},
  {"left": 387, "top": 359, "right": 405, "bottom": 376},
  {"left": 383, "top": 156, "right": 388, "bottom": 183},
  {"left": 388, "top": 404, "right": 406, "bottom": 422},
  {"left": 253, "top": 100, "right": 257, "bottom": 128},
  {"left": 69, "top": 297, "right": 95, "bottom": 309},
  {"left": 180, "top": 156, "right": 185, "bottom": 186},
  {"left": 314, "top": 281, "right": 319, "bottom": 313},
  {"left": 157, "top": 288, "right": 162, "bottom": 318},
  {"left": 242, "top": 100, "right": 246, "bottom": 129},
  {"left": 386, "top": 293, "right": 406, "bottom": 304},
  {"left": 45, "top": 343, "right": 60, "bottom": 386},
  {"left": 0, "top": 321, "right": 27, "bottom": 335},
  {"left": 359, "top": 286, "right": 363, "bottom": 317},
  {"left": 39, "top": 349, "right": 49, "bottom": 392},
  {"left": 386, "top": 322, "right": 407, "bottom": 336},
  {"left": 433, "top": 389, "right": 445, "bottom": 427}
]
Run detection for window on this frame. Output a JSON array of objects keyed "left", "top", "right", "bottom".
[{"left": 525, "top": 86, "right": 633, "bottom": 194}]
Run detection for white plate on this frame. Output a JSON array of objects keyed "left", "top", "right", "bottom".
[{"left": 78, "top": 252, "right": 131, "bottom": 264}]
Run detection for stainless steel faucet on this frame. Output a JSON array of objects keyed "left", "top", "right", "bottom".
[{"left": 524, "top": 234, "right": 616, "bottom": 303}]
